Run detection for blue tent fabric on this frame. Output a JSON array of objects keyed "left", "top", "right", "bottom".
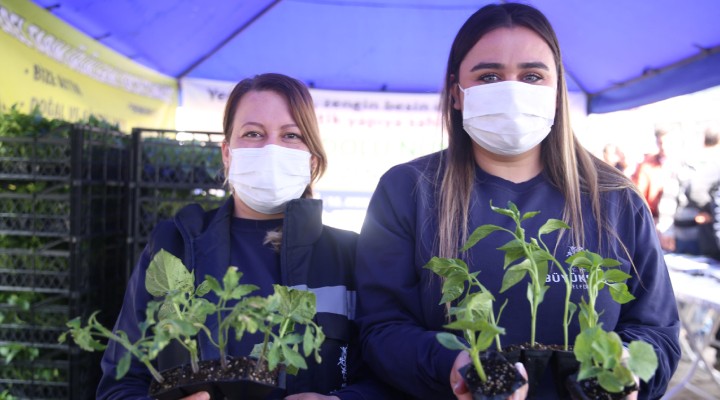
[{"left": 30, "top": 0, "right": 720, "bottom": 113}]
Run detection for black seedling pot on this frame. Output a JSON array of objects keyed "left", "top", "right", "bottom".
[
  {"left": 551, "top": 349, "right": 580, "bottom": 399},
  {"left": 460, "top": 351, "right": 527, "bottom": 400},
  {"left": 565, "top": 372, "right": 636, "bottom": 400},
  {"left": 149, "top": 357, "right": 286, "bottom": 400},
  {"left": 520, "top": 348, "right": 553, "bottom": 398}
]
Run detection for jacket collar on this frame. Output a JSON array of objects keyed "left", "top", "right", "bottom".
[{"left": 173, "top": 197, "right": 324, "bottom": 279}]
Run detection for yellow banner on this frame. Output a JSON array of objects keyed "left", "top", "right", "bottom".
[{"left": 0, "top": 0, "right": 176, "bottom": 131}]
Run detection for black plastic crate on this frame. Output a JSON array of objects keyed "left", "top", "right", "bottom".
[
  {"left": 0, "top": 232, "right": 123, "bottom": 295},
  {"left": 0, "top": 292, "right": 95, "bottom": 348},
  {"left": 133, "top": 128, "right": 224, "bottom": 188},
  {"left": 0, "top": 124, "right": 129, "bottom": 184},
  {"left": 127, "top": 129, "right": 227, "bottom": 275},
  {"left": 0, "top": 349, "right": 99, "bottom": 400},
  {"left": 0, "top": 127, "right": 73, "bottom": 182},
  {"left": 0, "top": 123, "right": 129, "bottom": 399}
]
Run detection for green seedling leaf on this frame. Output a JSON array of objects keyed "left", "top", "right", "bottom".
[
  {"left": 231, "top": 284, "right": 259, "bottom": 300},
  {"left": 66, "top": 317, "right": 82, "bottom": 330},
  {"left": 204, "top": 275, "right": 222, "bottom": 293},
  {"left": 490, "top": 202, "right": 516, "bottom": 218},
  {"left": 607, "top": 282, "right": 635, "bottom": 304},
  {"left": 628, "top": 341, "right": 659, "bottom": 382},
  {"left": 500, "top": 260, "right": 530, "bottom": 293},
  {"left": 577, "top": 364, "right": 603, "bottom": 381},
  {"left": 464, "top": 291, "right": 494, "bottom": 317},
  {"left": 116, "top": 351, "right": 132, "bottom": 380},
  {"left": 574, "top": 327, "right": 597, "bottom": 364},
  {"left": 267, "top": 342, "right": 281, "bottom": 371},
  {"left": 567, "top": 254, "right": 592, "bottom": 269},
  {"left": 536, "top": 259, "right": 549, "bottom": 285},
  {"left": 303, "top": 326, "right": 315, "bottom": 356},
  {"left": 601, "top": 258, "right": 622, "bottom": 268},
  {"left": 424, "top": 257, "right": 468, "bottom": 277},
  {"left": 440, "top": 273, "right": 466, "bottom": 304},
  {"left": 146, "top": 250, "right": 194, "bottom": 297},
  {"left": 195, "top": 280, "right": 212, "bottom": 297},
  {"left": 536, "top": 285, "right": 549, "bottom": 305},
  {"left": 612, "top": 365, "right": 635, "bottom": 389},
  {"left": 521, "top": 211, "right": 541, "bottom": 221},
  {"left": 604, "top": 269, "right": 631, "bottom": 283},
  {"left": 159, "top": 319, "right": 199, "bottom": 338},
  {"left": 498, "top": 239, "right": 525, "bottom": 268},
  {"left": 281, "top": 344, "right": 307, "bottom": 370},
  {"left": 597, "top": 370, "right": 624, "bottom": 393},
  {"left": 445, "top": 320, "right": 485, "bottom": 331},
  {"left": 462, "top": 224, "right": 504, "bottom": 251},
  {"left": 538, "top": 218, "right": 569, "bottom": 235},
  {"left": 222, "top": 267, "right": 242, "bottom": 294},
  {"left": 436, "top": 332, "right": 467, "bottom": 351}
]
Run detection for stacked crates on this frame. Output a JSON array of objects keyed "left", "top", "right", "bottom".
[
  {"left": 0, "top": 123, "right": 129, "bottom": 399},
  {"left": 126, "top": 128, "right": 226, "bottom": 278}
]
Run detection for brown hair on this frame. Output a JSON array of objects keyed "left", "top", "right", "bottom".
[
  {"left": 437, "top": 3, "right": 635, "bottom": 259},
  {"left": 222, "top": 73, "right": 327, "bottom": 197}
]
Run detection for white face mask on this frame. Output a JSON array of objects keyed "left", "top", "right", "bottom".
[
  {"left": 459, "top": 81, "right": 556, "bottom": 156},
  {"left": 228, "top": 144, "right": 311, "bottom": 215}
]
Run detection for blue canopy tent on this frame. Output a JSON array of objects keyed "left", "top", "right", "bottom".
[{"left": 31, "top": 0, "right": 720, "bottom": 114}]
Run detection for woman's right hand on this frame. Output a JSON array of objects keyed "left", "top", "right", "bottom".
[
  {"left": 180, "top": 392, "right": 210, "bottom": 400},
  {"left": 450, "top": 351, "right": 529, "bottom": 400}
]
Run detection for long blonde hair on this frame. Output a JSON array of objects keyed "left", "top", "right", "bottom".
[{"left": 437, "top": 3, "right": 636, "bottom": 260}]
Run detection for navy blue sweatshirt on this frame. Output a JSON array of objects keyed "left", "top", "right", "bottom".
[{"left": 355, "top": 151, "right": 681, "bottom": 400}]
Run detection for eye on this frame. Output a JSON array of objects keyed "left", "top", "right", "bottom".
[
  {"left": 241, "top": 130, "right": 262, "bottom": 139},
  {"left": 479, "top": 73, "right": 500, "bottom": 83},
  {"left": 283, "top": 132, "right": 305, "bottom": 143},
  {"left": 522, "top": 73, "right": 542, "bottom": 83}
]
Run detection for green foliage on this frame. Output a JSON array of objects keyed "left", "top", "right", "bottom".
[
  {"left": 573, "top": 326, "right": 657, "bottom": 393},
  {"left": 0, "top": 105, "right": 65, "bottom": 138},
  {"left": 58, "top": 304, "right": 169, "bottom": 383},
  {"left": 566, "top": 251, "right": 634, "bottom": 331},
  {"left": 567, "top": 251, "right": 658, "bottom": 392},
  {"left": 463, "top": 201, "right": 576, "bottom": 348},
  {"left": 0, "top": 292, "right": 36, "bottom": 325},
  {"left": 0, "top": 343, "right": 39, "bottom": 365},
  {"left": 424, "top": 255, "right": 507, "bottom": 382},
  {"left": 0, "top": 104, "right": 119, "bottom": 137},
  {"left": 59, "top": 249, "right": 325, "bottom": 384},
  {"left": 250, "top": 285, "right": 325, "bottom": 375}
]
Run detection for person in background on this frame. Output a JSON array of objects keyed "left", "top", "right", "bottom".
[
  {"left": 672, "top": 126, "right": 720, "bottom": 259},
  {"left": 355, "top": 3, "right": 680, "bottom": 399},
  {"left": 97, "top": 73, "right": 395, "bottom": 400},
  {"left": 632, "top": 128, "right": 682, "bottom": 251},
  {"left": 602, "top": 142, "right": 629, "bottom": 175},
  {"left": 633, "top": 129, "right": 671, "bottom": 218}
]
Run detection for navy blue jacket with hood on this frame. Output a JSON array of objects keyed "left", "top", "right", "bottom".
[{"left": 97, "top": 198, "right": 395, "bottom": 400}]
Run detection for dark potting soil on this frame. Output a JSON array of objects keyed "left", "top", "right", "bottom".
[
  {"left": 463, "top": 355, "right": 524, "bottom": 397},
  {"left": 572, "top": 376, "right": 635, "bottom": 400},
  {"left": 148, "top": 357, "right": 278, "bottom": 394}
]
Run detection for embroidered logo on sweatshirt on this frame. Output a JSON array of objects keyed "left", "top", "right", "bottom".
[
  {"left": 544, "top": 245, "right": 589, "bottom": 290},
  {"left": 338, "top": 345, "right": 348, "bottom": 387}
]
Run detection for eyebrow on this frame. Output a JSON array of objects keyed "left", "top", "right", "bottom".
[
  {"left": 241, "top": 122, "right": 299, "bottom": 129},
  {"left": 470, "top": 61, "right": 550, "bottom": 71}
]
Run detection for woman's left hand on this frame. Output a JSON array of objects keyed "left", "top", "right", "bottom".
[
  {"left": 622, "top": 347, "right": 639, "bottom": 400},
  {"left": 285, "top": 394, "right": 340, "bottom": 400}
]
